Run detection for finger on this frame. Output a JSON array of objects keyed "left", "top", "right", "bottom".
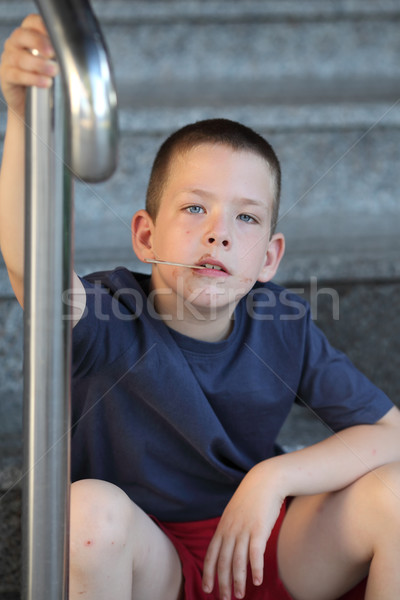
[
  {"left": 3, "top": 35, "right": 58, "bottom": 83},
  {"left": 1, "top": 64, "right": 54, "bottom": 90},
  {"left": 8, "top": 22, "right": 55, "bottom": 60},
  {"left": 202, "top": 533, "right": 222, "bottom": 594},
  {"left": 21, "top": 14, "right": 49, "bottom": 38},
  {"left": 232, "top": 534, "right": 249, "bottom": 600},
  {"left": 15, "top": 49, "right": 58, "bottom": 79},
  {"left": 216, "top": 538, "right": 235, "bottom": 600},
  {"left": 249, "top": 533, "right": 267, "bottom": 587}
]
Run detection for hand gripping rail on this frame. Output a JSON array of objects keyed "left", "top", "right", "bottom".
[{"left": 23, "top": 1, "right": 118, "bottom": 598}]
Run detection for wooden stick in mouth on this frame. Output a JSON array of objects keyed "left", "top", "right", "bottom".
[{"left": 145, "top": 258, "right": 206, "bottom": 269}]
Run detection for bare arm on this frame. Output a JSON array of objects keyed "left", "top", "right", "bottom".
[
  {"left": 0, "top": 109, "right": 26, "bottom": 303},
  {"left": 265, "top": 405, "right": 400, "bottom": 497},
  {"left": 203, "top": 405, "right": 400, "bottom": 598},
  {"left": 0, "top": 14, "right": 85, "bottom": 321}
]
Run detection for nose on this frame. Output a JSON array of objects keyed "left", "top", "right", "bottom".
[
  {"left": 204, "top": 214, "right": 231, "bottom": 248},
  {"left": 207, "top": 235, "right": 229, "bottom": 247}
]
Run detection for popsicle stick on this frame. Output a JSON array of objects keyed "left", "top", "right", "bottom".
[{"left": 145, "top": 258, "right": 206, "bottom": 269}]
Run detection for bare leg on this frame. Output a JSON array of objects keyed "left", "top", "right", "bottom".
[
  {"left": 277, "top": 462, "right": 400, "bottom": 600},
  {"left": 69, "top": 479, "right": 183, "bottom": 600}
]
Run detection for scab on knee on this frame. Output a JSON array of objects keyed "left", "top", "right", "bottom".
[{"left": 70, "top": 479, "right": 133, "bottom": 570}]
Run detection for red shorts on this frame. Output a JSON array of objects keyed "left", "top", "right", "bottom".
[{"left": 154, "top": 500, "right": 367, "bottom": 600}]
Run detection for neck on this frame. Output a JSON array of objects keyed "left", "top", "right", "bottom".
[
  {"left": 149, "top": 284, "right": 236, "bottom": 342},
  {"left": 166, "top": 309, "right": 235, "bottom": 342}
]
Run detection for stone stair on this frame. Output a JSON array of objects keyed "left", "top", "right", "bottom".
[{"left": 1, "top": 1, "right": 400, "bottom": 596}]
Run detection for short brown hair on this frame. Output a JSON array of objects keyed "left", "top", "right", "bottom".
[{"left": 145, "top": 118, "right": 281, "bottom": 234}]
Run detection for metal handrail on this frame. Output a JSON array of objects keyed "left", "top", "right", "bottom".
[
  {"left": 23, "top": 77, "right": 71, "bottom": 600},
  {"left": 35, "top": 0, "right": 118, "bottom": 181},
  {"left": 23, "top": 1, "right": 118, "bottom": 599}
]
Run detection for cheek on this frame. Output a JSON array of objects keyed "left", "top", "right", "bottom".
[
  {"left": 239, "top": 275, "right": 253, "bottom": 286},
  {"left": 242, "top": 242, "right": 269, "bottom": 272}
]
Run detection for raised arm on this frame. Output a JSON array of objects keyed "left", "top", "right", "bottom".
[{"left": 0, "top": 14, "right": 84, "bottom": 321}]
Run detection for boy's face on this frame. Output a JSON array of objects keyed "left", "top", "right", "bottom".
[{"left": 133, "top": 143, "right": 284, "bottom": 318}]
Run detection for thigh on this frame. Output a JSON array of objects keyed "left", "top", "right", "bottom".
[
  {"left": 129, "top": 503, "right": 184, "bottom": 600},
  {"left": 276, "top": 482, "right": 373, "bottom": 600}
]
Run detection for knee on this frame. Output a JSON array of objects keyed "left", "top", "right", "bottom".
[
  {"left": 369, "top": 462, "right": 400, "bottom": 515},
  {"left": 70, "top": 479, "right": 134, "bottom": 572},
  {"left": 357, "top": 462, "right": 400, "bottom": 531}
]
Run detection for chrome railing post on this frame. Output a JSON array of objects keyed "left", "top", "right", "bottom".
[
  {"left": 23, "top": 76, "right": 71, "bottom": 600},
  {"left": 22, "top": 0, "right": 118, "bottom": 598}
]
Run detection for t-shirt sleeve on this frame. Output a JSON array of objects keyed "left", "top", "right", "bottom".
[
  {"left": 297, "top": 307, "right": 394, "bottom": 432},
  {"left": 72, "top": 275, "right": 134, "bottom": 377}
]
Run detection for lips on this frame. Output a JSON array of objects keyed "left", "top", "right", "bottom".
[{"left": 196, "top": 257, "right": 230, "bottom": 274}]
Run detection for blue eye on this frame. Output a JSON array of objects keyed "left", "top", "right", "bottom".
[
  {"left": 239, "top": 214, "right": 256, "bottom": 223},
  {"left": 186, "top": 205, "right": 204, "bottom": 214}
]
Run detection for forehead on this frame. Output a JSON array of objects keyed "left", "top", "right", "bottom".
[{"left": 164, "top": 143, "right": 274, "bottom": 201}]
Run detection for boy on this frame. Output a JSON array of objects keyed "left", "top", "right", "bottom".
[{"left": 1, "top": 14, "right": 400, "bottom": 600}]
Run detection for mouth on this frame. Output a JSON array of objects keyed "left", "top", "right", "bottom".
[{"left": 196, "top": 258, "right": 230, "bottom": 275}]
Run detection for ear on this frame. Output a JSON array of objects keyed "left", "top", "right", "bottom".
[
  {"left": 131, "top": 209, "right": 155, "bottom": 263},
  {"left": 257, "top": 232, "right": 285, "bottom": 283}
]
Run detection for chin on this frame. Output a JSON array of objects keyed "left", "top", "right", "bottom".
[{"left": 187, "top": 288, "right": 240, "bottom": 311}]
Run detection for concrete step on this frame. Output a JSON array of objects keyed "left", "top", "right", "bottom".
[
  {"left": 1, "top": 0, "right": 399, "bottom": 288},
  {"left": 0, "top": 435, "right": 22, "bottom": 600},
  {"left": 105, "top": 13, "right": 400, "bottom": 110},
  {"left": 1, "top": 1, "right": 400, "bottom": 109},
  {"left": 1, "top": 99, "right": 400, "bottom": 291},
  {"left": 0, "top": 0, "right": 400, "bottom": 288},
  {"left": 75, "top": 102, "right": 400, "bottom": 282}
]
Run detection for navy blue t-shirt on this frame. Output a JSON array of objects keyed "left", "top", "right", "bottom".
[{"left": 71, "top": 267, "right": 393, "bottom": 521}]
